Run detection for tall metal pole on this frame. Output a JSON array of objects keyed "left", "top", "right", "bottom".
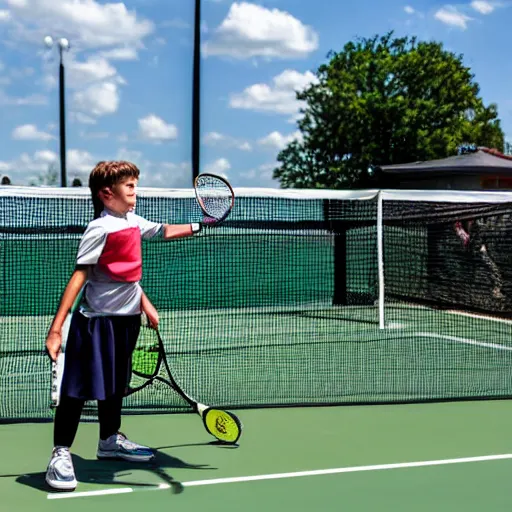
[
  {"left": 192, "top": 0, "right": 201, "bottom": 183},
  {"left": 59, "top": 46, "right": 67, "bottom": 188}
]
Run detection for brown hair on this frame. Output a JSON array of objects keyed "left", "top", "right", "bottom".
[{"left": 89, "top": 161, "right": 140, "bottom": 218}]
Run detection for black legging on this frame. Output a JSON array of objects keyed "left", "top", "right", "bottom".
[{"left": 54, "top": 394, "right": 123, "bottom": 447}]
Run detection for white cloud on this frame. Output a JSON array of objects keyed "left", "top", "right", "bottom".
[
  {"left": 0, "top": 148, "right": 194, "bottom": 187},
  {"left": 9, "top": 66, "right": 35, "bottom": 80},
  {"left": 12, "top": 123, "right": 55, "bottom": 141},
  {"left": 0, "top": 148, "right": 94, "bottom": 183},
  {"left": 39, "top": 52, "right": 125, "bottom": 123},
  {"left": 470, "top": 1, "right": 495, "bottom": 14},
  {"left": 4, "top": 0, "right": 154, "bottom": 49},
  {"left": 79, "top": 130, "right": 109, "bottom": 139},
  {"left": 66, "top": 56, "right": 118, "bottom": 88},
  {"left": 70, "top": 112, "right": 97, "bottom": 125},
  {"left": 258, "top": 130, "right": 302, "bottom": 150},
  {"left": 203, "top": 132, "right": 224, "bottom": 144},
  {"left": 204, "top": 2, "right": 318, "bottom": 59},
  {"left": 239, "top": 163, "right": 278, "bottom": 187},
  {"left": 100, "top": 47, "right": 138, "bottom": 61},
  {"left": 142, "top": 161, "right": 191, "bottom": 188},
  {"left": 36, "top": 42, "right": 130, "bottom": 122},
  {"left": 434, "top": 7, "right": 472, "bottom": 29},
  {"left": 138, "top": 114, "right": 178, "bottom": 142},
  {"left": 204, "top": 158, "right": 231, "bottom": 175},
  {"left": 67, "top": 149, "right": 96, "bottom": 175},
  {"left": 73, "top": 81, "right": 119, "bottom": 117},
  {"left": 239, "top": 142, "right": 252, "bottom": 151},
  {"left": 230, "top": 69, "right": 317, "bottom": 121},
  {"left": 160, "top": 18, "right": 190, "bottom": 30},
  {"left": 33, "top": 150, "right": 57, "bottom": 164},
  {"left": 0, "top": 10, "right": 10, "bottom": 22},
  {"left": 404, "top": 5, "right": 425, "bottom": 19},
  {"left": 203, "top": 131, "right": 252, "bottom": 151},
  {"left": 117, "top": 147, "right": 143, "bottom": 163},
  {"left": 0, "top": 89, "right": 47, "bottom": 106},
  {"left": 0, "top": 162, "right": 11, "bottom": 173}
]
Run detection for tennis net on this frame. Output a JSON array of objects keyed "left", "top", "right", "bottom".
[{"left": 1, "top": 186, "right": 512, "bottom": 421}]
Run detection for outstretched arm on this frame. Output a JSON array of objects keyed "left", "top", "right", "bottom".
[{"left": 162, "top": 223, "right": 202, "bottom": 240}]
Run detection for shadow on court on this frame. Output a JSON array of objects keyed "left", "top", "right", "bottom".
[
  {"left": 156, "top": 441, "right": 240, "bottom": 450},
  {"left": 5, "top": 447, "right": 216, "bottom": 494}
]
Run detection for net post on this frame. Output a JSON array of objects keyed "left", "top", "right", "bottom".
[
  {"left": 323, "top": 199, "right": 347, "bottom": 306},
  {"left": 377, "top": 190, "right": 385, "bottom": 329}
]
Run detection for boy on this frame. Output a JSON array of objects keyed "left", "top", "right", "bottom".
[{"left": 45, "top": 161, "right": 202, "bottom": 491}]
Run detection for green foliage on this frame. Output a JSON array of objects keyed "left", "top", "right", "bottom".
[{"left": 274, "top": 32, "right": 505, "bottom": 189}]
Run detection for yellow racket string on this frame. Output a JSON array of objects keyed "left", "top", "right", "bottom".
[{"left": 132, "top": 330, "right": 159, "bottom": 377}]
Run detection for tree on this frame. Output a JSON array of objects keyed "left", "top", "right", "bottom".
[
  {"left": 29, "top": 162, "right": 59, "bottom": 187},
  {"left": 274, "top": 33, "right": 505, "bottom": 189},
  {"left": 505, "top": 141, "right": 512, "bottom": 156}
]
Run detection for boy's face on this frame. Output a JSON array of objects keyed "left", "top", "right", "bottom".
[{"left": 101, "top": 176, "right": 138, "bottom": 214}]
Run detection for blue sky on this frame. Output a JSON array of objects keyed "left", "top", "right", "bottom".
[{"left": 0, "top": 0, "right": 510, "bottom": 188}]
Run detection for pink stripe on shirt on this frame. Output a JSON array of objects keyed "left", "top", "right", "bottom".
[{"left": 97, "top": 227, "right": 142, "bottom": 282}]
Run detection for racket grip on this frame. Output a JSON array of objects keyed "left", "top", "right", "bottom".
[{"left": 51, "top": 352, "right": 65, "bottom": 408}]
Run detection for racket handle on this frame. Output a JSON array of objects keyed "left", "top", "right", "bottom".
[
  {"left": 196, "top": 403, "right": 209, "bottom": 417},
  {"left": 51, "top": 353, "right": 65, "bottom": 408}
]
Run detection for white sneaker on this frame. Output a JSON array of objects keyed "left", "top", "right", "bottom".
[
  {"left": 97, "top": 432, "right": 154, "bottom": 462},
  {"left": 45, "top": 447, "right": 77, "bottom": 491}
]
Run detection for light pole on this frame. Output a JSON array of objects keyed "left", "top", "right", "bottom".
[
  {"left": 44, "top": 36, "right": 70, "bottom": 188},
  {"left": 192, "top": 0, "right": 201, "bottom": 183}
]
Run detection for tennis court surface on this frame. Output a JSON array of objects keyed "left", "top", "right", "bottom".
[
  {"left": 2, "top": 187, "right": 512, "bottom": 510},
  {"left": 1, "top": 401, "right": 512, "bottom": 511}
]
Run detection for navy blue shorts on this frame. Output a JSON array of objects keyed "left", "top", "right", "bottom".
[{"left": 60, "top": 311, "right": 141, "bottom": 401}]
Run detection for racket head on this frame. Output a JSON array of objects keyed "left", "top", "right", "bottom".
[
  {"left": 131, "top": 344, "right": 161, "bottom": 380},
  {"left": 202, "top": 407, "right": 243, "bottom": 444},
  {"left": 194, "top": 173, "right": 234, "bottom": 224},
  {"left": 127, "top": 322, "right": 162, "bottom": 395}
]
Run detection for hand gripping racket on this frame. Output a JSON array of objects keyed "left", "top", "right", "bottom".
[
  {"left": 194, "top": 173, "right": 234, "bottom": 226},
  {"left": 127, "top": 320, "right": 242, "bottom": 445}
]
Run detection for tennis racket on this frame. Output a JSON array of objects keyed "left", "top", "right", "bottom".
[
  {"left": 194, "top": 173, "right": 234, "bottom": 226},
  {"left": 127, "top": 320, "right": 242, "bottom": 445}
]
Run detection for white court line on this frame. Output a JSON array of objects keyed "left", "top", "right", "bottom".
[
  {"left": 416, "top": 332, "right": 512, "bottom": 352},
  {"left": 47, "top": 453, "right": 512, "bottom": 500},
  {"left": 444, "top": 309, "right": 512, "bottom": 326}
]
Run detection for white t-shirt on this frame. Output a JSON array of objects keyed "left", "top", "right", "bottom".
[{"left": 76, "top": 208, "right": 162, "bottom": 316}]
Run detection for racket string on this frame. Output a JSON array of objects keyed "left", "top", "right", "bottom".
[{"left": 195, "top": 175, "right": 233, "bottom": 219}]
